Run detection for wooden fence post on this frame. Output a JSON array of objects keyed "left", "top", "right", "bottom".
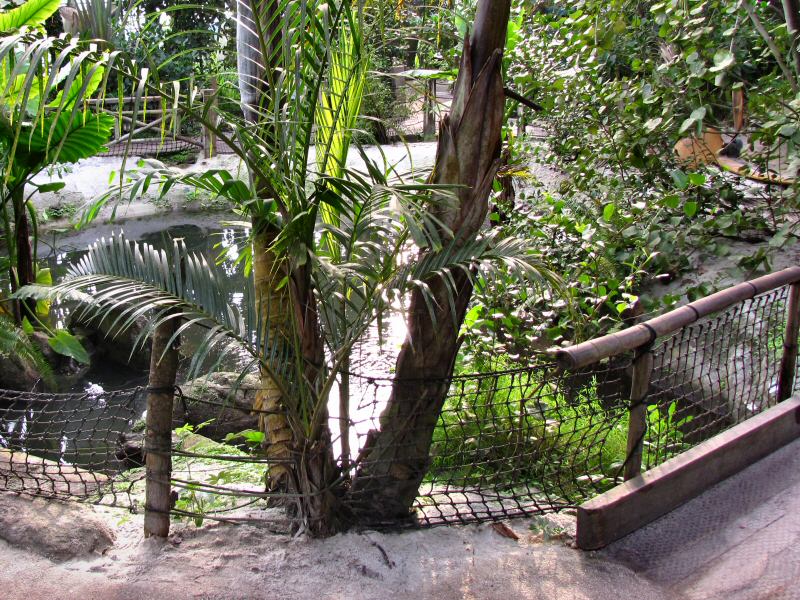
[
  {"left": 203, "top": 77, "right": 219, "bottom": 159},
  {"left": 624, "top": 347, "right": 654, "bottom": 481},
  {"left": 143, "top": 312, "right": 180, "bottom": 538},
  {"left": 778, "top": 283, "right": 800, "bottom": 402}
]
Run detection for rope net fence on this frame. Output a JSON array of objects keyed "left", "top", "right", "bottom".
[
  {"left": 0, "top": 387, "right": 145, "bottom": 510},
  {"left": 0, "top": 277, "right": 797, "bottom": 530}
]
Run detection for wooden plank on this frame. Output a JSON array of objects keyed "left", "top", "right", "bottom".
[
  {"left": 778, "top": 283, "right": 800, "bottom": 402},
  {"left": 623, "top": 349, "right": 654, "bottom": 481},
  {"left": 576, "top": 395, "right": 800, "bottom": 550}
]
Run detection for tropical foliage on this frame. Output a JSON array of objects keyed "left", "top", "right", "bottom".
[{"left": 12, "top": 0, "right": 557, "bottom": 534}]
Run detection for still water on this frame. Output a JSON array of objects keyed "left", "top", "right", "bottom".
[{"left": 1, "top": 216, "right": 408, "bottom": 467}]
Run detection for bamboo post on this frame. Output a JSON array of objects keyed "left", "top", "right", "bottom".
[
  {"left": 423, "top": 79, "right": 437, "bottom": 139},
  {"left": 143, "top": 312, "right": 181, "bottom": 538},
  {"left": 203, "top": 78, "right": 219, "bottom": 159},
  {"left": 624, "top": 347, "right": 654, "bottom": 481},
  {"left": 778, "top": 283, "right": 800, "bottom": 402},
  {"left": 339, "top": 357, "right": 351, "bottom": 471}
]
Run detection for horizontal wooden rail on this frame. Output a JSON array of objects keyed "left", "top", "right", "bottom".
[
  {"left": 86, "top": 95, "right": 180, "bottom": 105},
  {"left": 576, "top": 393, "right": 800, "bottom": 549},
  {"left": 556, "top": 266, "right": 800, "bottom": 370}
]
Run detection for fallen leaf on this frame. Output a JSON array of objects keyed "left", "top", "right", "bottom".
[{"left": 490, "top": 522, "right": 519, "bottom": 540}]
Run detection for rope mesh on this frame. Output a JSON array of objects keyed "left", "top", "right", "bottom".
[
  {"left": 0, "top": 388, "right": 145, "bottom": 510},
  {"left": 0, "top": 284, "right": 795, "bottom": 528}
]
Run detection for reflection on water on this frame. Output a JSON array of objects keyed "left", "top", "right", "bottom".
[
  {"left": 36, "top": 218, "right": 410, "bottom": 463},
  {"left": 0, "top": 390, "right": 144, "bottom": 471}
]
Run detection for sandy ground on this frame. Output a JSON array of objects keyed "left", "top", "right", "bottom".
[{"left": 0, "top": 505, "right": 671, "bottom": 600}]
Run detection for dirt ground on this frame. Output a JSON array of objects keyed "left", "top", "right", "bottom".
[{"left": 0, "top": 499, "right": 670, "bottom": 600}]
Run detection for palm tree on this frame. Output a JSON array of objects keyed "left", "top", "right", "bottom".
[{"left": 18, "top": 0, "right": 556, "bottom": 534}]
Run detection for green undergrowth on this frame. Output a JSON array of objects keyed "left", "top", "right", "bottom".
[
  {"left": 427, "top": 356, "right": 692, "bottom": 502},
  {"left": 427, "top": 364, "right": 630, "bottom": 500}
]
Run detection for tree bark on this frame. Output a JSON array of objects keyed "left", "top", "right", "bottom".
[
  {"left": 11, "top": 185, "right": 36, "bottom": 324},
  {"left": 143, "top": 311, "right": 180, "bottom": 538},
  {"left": 251, "top": 221, "right": 294, "bottom": 492},
  {"left": 348, "top": 0, "right": 511, "bottom": 524},
  {"left": 237, "top": 1, "right": 339, "bottom": 532},
  {"left": 782, "top": 0, "right": 800, "bottom": 74}
]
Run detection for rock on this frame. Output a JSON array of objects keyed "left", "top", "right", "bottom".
[
  {"left": 173, "top": 372, "right": 261, "bottom": 441},
  {"left": 114, "top": 372, "right": 261, "bottom": 464},
  {"left": 0, "top": 492, "right": 115, "bottom": 560},
  {"left": 116, "top": 430, "right": 146, "bottom": 468},
  {"left": 0, "top": 352, "right": 45, "bottom": 391},
  {"left": 69, "top": 308, "right": 150, "bottom": 371},
  {"left": 116, "top": 429, "right": 179, "bottom": 468}
]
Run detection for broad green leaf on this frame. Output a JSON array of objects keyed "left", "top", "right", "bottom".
[
  {"left": 0, "top": 0, "right": 61, "bottom": 32},
  {"left": 687, "top": 172, "right": 706, "bottom": 186},
  {"left": 35, "top": 182, "right": 66, "bottom": 193},
  {"left": 670, "top": 169, "right": 689, "bottom": 190},
  {"left": 21, "top": 317, "right": 34, "bottom": 334},
  {"left": 15, "top": 112, "right": 115, "bottom": 166},
  {"left": 678, "top": 107, "right": 706, "bottom": 134},
  {"left": 644, "top": 117, "right": 662, "bottom": 132},
  {"left": 710, "top": 50, "right": 735, "bottom": 72},
  {"left": 48, "top": 330, "right": 90, "bottom": 364},
  {"left": 684, "top": 201, "right": 698, "bottom": 218}
]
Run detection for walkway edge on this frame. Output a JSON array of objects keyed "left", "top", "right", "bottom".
[{"left": 576, "top": 395, "right": 800, "bottom": 550}]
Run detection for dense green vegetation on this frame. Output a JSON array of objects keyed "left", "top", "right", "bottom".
[{"left": 0, "top": 0, "right": 797, "bottom": 532}]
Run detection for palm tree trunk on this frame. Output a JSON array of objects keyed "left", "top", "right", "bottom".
[
  {"left": 237, "top": 1, "right": 339, "bottom": 531},
  {"left": 251, "top": 221, "right": 294, "bottom": 491},
  {"left": 348, "top": 0, "right": 511, "bottom": 524}
]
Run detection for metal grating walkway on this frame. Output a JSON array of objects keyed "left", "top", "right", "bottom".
[{"left": 604, "top": 437, "right": 800, "bottom": 599}]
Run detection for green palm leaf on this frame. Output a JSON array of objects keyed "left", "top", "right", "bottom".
[
  {"left": 13, "top": 111, "right": 115, "bottom": 166},
  {"left": 0, "top": 0, "right": 61, "bottom": 33}
]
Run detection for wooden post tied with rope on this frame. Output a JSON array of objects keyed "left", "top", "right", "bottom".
[{"left": 143, "top": 311, "right": 181, "bottom": 538}]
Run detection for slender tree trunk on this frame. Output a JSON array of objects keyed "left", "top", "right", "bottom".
[
  {"left": 143, "top": 311, "right": 180, "bottom": 538},
  {"left": 237, "top": 0, "right": 339, "bottom": 533},
  {"left": 348, "top": 0, "right": 512, "bottom": 524},
  {"left": 251, "top": 221, "right": 294, "bottom": 492},
  {"left": 11, "top": 185, "right": 36, "bottom": 324},
  {"left": 782, "top": 0, "right": 800, "bottom": 73},
  {"left": 289, "top": 264, "right": 341, "bottom": 535}
]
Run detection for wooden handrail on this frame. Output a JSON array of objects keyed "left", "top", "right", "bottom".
[{"left": 556, "top": 266, "right": 800, "bottom": 370}]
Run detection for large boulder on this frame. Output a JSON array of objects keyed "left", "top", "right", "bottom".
[
  {"left": 116, "top": 372, "right": 262, "bottom": 464},
  {"left": 0, "top": 492, "right": 115, "bottom": 560},
  {"left": 0, "top": 352, "right": 44, "bottom": 391},
  {"left": 173, "top": 372, "right": 261, "bottom": 441},
  {"left": 68, "top": 307, "right": 150, "bottom": 371}
]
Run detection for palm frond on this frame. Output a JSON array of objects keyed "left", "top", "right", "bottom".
[
  {"left": 0, "top": 314, "right": 54, "bottom": 388},
  {"left": 13, "top": 234, "right": 304, "bottom": 388}
]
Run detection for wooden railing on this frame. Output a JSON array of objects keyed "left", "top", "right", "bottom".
[{"left": 556, "top": 266, "right": 800, "bottom": 481}]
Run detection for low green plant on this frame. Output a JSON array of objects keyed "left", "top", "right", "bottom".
[
  {"left": 428, "top": 366, "right": 629, "bottom": 498},
  {"left": 170, "top": 421, "right": 267, "bottom": 526},
  {"left": 42, "top": 201, "right": 79, "bottom": 222}
]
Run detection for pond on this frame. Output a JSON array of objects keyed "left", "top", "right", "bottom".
[
  {"left": 41, "top": 215, "right": 407, "bottom": 390},
  {"left": 2, "top": 214, "right": 408, "bottom": 469}
]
